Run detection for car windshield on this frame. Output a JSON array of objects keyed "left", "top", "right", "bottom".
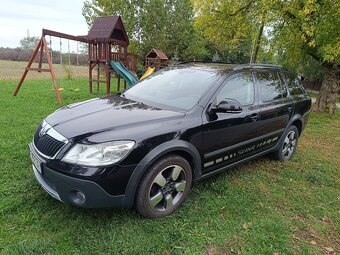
[{"left": 123, "top": 66, "right": 219, "bottom": 111}]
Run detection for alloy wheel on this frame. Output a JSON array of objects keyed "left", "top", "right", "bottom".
[
  {"left": 148, "top": 165, "right": 187, "bottom": 212},
  {"left": 282, "top": 130, "right": 297, "bottom": 160}
]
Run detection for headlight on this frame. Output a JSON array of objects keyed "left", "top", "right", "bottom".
[{"left": 62, "top": 141, "right": 135, "bottom": 166}]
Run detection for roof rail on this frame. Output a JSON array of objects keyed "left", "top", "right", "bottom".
[
  {"left": 233, "top": 63, "right": 283, "bottom": 71},
  {"left": 178, "top": 60, "right": 234, "bottom": 65}
]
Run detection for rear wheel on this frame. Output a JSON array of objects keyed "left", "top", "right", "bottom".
[
  {"left": 272, "top": 125, "right": 299, "bottom": 161},
  {"left": 135, "top": 155, "right": 192, "bottom": 218}
]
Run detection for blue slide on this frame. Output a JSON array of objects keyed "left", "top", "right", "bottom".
[{"left": 109, "top": 61, "right": 139, "bottom": 87}]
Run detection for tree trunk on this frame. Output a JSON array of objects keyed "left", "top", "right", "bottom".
[
  {"left": 252, "top": 19, "right": 265, "bottom": 63},
  {"left": 313, "top": 65, "right": 339, "bottom": 114}
]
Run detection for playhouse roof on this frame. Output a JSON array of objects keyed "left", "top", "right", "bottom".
[
  {"left": 88, "top": 16, "right": 129, "bottom": 46},
  {"left": 146, "top": 49, "right": 169, "bottom": 60}
]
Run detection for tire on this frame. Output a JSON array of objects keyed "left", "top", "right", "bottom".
[
  {"left": 272, "top": 125, "right": 299, "bottom": 161},
  {"left": 135, "top": 155, "right": 192, "bottom": 218}
]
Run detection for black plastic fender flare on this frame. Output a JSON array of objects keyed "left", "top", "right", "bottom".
[
  {"left": 273, "top": 114, "right": 303, "bottom": 151},
  {"left": 123, "top": 140, "right": 202, "bottom": 208}
]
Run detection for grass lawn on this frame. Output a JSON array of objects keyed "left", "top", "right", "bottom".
[
  {"left": 0, "top": 78, "right": 339, "bottom": 255},
  {"left": 0, "top": 60, "right": 89, "bottom": 81}
]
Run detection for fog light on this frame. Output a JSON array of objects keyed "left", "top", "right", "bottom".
[{"left": 70, "top": 190, "right": 86, "bottom": 205}]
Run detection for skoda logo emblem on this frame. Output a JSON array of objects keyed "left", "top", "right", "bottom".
[{"left": 39, "top": 126, "right": 50, "bottom": 137}]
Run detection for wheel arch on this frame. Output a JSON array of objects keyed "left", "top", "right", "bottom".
[
  {"left": 123, "top": 140, "right": 202, "bottom": 208},
  {"left": 273, "top": 114, "right": 303, "bottom": 150},
  {"left": 291, "top": 118, "right": 303, "bottom": 137}
]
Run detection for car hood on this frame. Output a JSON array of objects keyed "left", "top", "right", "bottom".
[{"left": 46, "top": 94, "right": 185, "bottom": 139}]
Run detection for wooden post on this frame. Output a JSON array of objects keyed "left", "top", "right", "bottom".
[
  {"left": 117, "top": 75, "right": 121, "bottom": 92},
  {"left": 89, "top": 44, "right": 93, "bottom": 93},
  {"left": 13, "top": 38, "right": 43, "bottom": 96},
  {"left": 106, "top": 43, "right": 111, "bottom": 95},
  {"left": 89, "top": 63, "right": 93, "bottom": 94},
  {"left": 105, "top": 64, "right": 110, "bottom": 95},
  {"left": 38, "top": 41, "right": 44, "bottom": 71},
  {"left": 97, "top": 62, "right": 100, "bottom": 92},
  {"left": 42, "top": 37, "right": 62, "bottom": 104},
  {"left": 13, "top": 36, "right": 62, "bottom": 105}
]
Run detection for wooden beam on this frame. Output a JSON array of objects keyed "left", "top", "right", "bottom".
[
  {"left": 42, "top": 37, "right": 62, "bottom": 104},
  {"left": 13, "top": 38, "right": 43, "bottom": 96},
  {"left": 117, "top": 75, "right": 121, "bottom": 92},
  {"left": 38, "top": 42, "right": 44, "bottom": 70},
  {"left": 42, "top": 29, "right": 89, "bottom": 43}
]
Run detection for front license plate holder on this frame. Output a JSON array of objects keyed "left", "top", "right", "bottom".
[{"left": 30, "top": 149, "right": 42, "bottom": 174}]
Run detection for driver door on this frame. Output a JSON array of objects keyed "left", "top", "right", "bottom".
[{"left": 201, "top": 71, "right": 263, "bottom": 174}]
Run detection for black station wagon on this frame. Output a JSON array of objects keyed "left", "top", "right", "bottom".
[{"left": 29, "top": 63, "right": 311, "bottom": 218}]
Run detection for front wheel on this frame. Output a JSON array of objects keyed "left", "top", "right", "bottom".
[
  {"left": 135, "top": 155, "right": 192, "bottom": 218},
  {"left": 272, "top": 125, "right": 299, "bottom": 161}
]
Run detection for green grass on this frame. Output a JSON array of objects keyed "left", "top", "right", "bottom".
[
  {"left": 0, "top": 79, "right": 339, "bottom": 255},
  {"left": 0, "top": 60, "right": 89, "bottom": 81}
]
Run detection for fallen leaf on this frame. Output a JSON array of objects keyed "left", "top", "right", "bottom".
[
  {"left": 206, "top": 244, "right": 217, "bottom": 255},
  {"left": 324, "top": 247, "right": 334, "bottom": 253},
  {"left": 310, "top": 240, "right": 317, "bottom": 245},
  {"left": 242, "top": 222, "right": 251, "bottom": 230}
]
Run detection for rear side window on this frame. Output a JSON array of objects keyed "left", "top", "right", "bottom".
[
  {"left": 284, "top": 74, "right": 305, "bottom": 96},
  {"left": 256, "top": 71, "right": 286, "bottom": 102}
]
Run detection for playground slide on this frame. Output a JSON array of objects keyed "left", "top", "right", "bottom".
[
  {"left": 109, "top": 61, "right": 139, "bottom": 87},
  {"left": 140, "top": 67, "right": 155, "bottom": 80}
]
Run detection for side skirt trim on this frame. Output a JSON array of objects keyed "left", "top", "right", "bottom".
[
  {"left": 204, "top": 129, "right": 284, "bottom": 159},
  {"left": 197, "top": 147, "right": 276, "bottom": 181}
]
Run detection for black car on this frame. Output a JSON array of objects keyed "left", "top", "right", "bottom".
[{"left": 29, "top": 63, "right": 311, "bottom": 218}]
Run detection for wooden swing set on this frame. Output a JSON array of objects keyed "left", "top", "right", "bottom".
[
  {"left": 13, "top": 16, "right": 137, "bottom": 105},
  {"left": 13, "top": 29, "right": 88, "bottom": 104}
]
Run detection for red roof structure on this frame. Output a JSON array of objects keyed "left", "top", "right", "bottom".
[{"left": 88, "top": 16, "right": 129, "bottom": 46}]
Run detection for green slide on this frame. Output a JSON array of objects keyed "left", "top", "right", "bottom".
[{"left": 109, "top": 61, "right": 139, "bottom": 87}]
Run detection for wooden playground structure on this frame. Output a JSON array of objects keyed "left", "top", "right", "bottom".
[
  {"left": 13, "top": 16, "right": 137, "bottom": 104},
  {"left": 145, "top": 49, "right": 169, "bottom": 70}
]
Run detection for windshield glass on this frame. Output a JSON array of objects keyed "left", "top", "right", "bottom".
[{"left": 123, "top": 66, "right": 219, "bottom": 111}]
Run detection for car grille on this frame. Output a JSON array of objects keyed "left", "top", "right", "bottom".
[{"left": 33, "top": 123, "right": 66, "bottom": 158}]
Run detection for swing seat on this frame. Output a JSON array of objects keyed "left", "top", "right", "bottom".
[{"left": 52, "top": 88, "right": 64, "bottom": 91}]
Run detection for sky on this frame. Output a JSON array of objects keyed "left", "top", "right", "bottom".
[{"left": 0, "top": 0, "right": 88, "bottom": 52}]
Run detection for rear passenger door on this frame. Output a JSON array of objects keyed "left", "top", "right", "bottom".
[{"left": 255, "top": 70, "right": 294, "bottom": 144}]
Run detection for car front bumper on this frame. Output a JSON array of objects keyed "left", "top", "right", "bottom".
[{"left": 29, "top": 143, "right": 126, "bottom": 208}]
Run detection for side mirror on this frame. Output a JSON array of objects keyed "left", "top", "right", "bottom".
[
  {"left": 297, "top": 74, "right": 305, "bottom": 81},
  {"left": 210, "top": 98, "right": 242, "bottom": 114}
]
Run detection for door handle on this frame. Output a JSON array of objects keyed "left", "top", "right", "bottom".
[{"left": 250, "top": 114, "right": 259, "bottom": 121}]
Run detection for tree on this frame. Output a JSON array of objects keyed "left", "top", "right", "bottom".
[
  {"left": 19, "top": 31, "right": 39, "bottom": 51},
  {"left": 192, "top": 0, "right": 258, "bottom": 63},
  {"left": 270, "top": 0, "right": 340, "bottom": 114},
  {"left": 193, "top": 0, "right": 340, "bottom": 114},
  {"left": 82, "top": 0, "right": 208, "bottom": 62}
]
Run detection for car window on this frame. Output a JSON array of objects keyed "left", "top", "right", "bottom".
[
  {"left": 216, "top": 72, "right": 255, "bottom": 106},
  {"left": 256, "top": 71, "right": 285, "bottom": 102},
  {"left": 284, "top": 74, "right": 305, "bottom": 96},
  {"left": 123, "top": 66, "right": 219, "bottom": 111}
]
